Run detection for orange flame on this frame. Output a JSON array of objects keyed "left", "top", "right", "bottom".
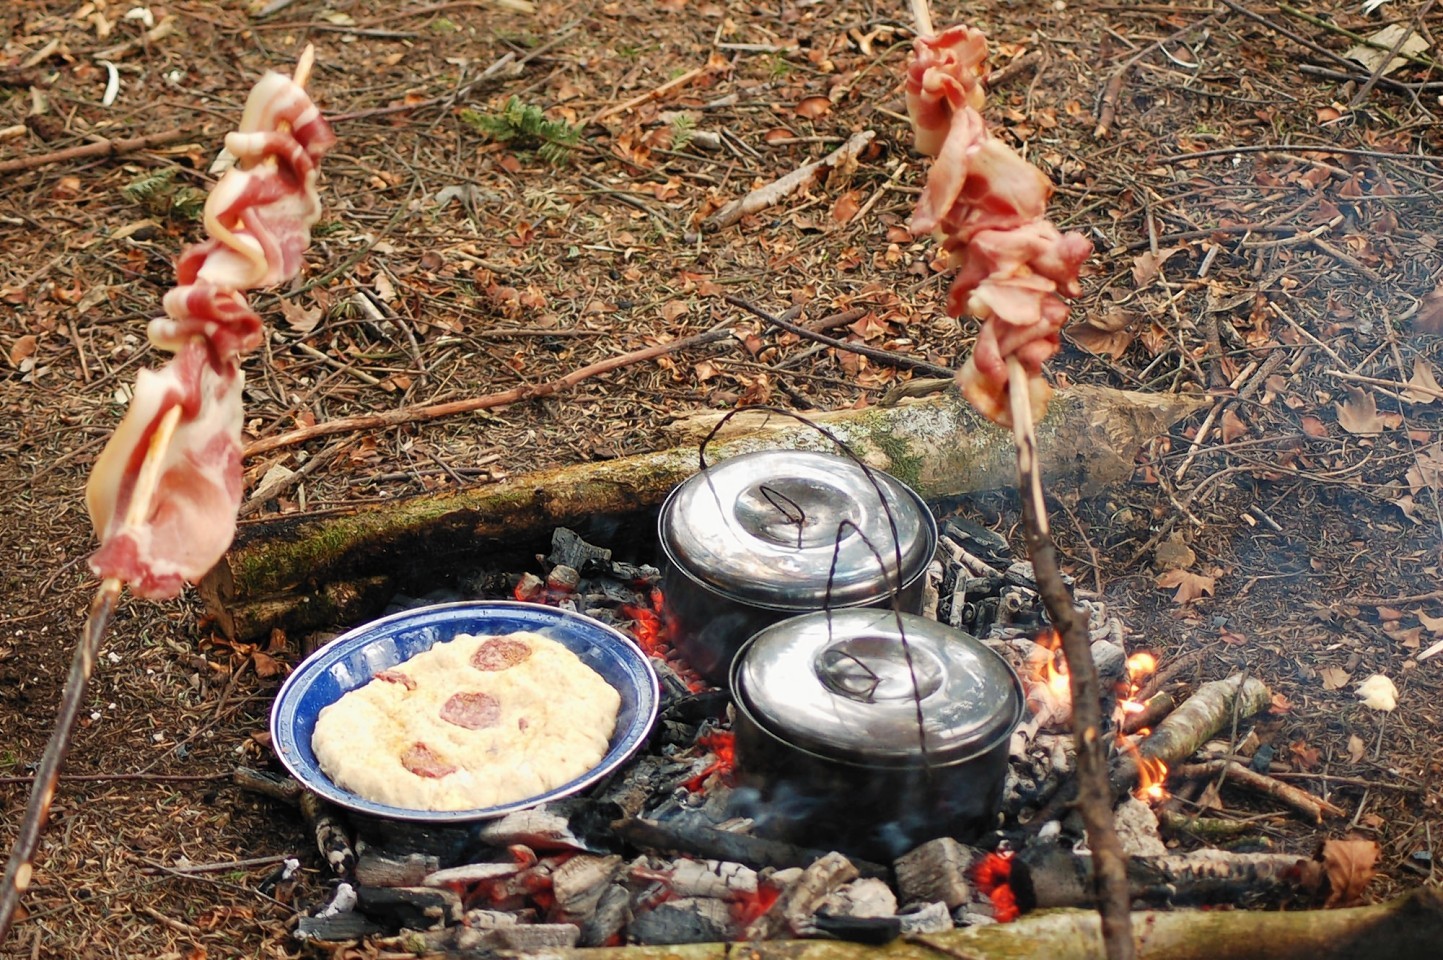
[
  {"left": 967, "top": 851, "right": 1020, "bottom": 922},
  {"left": 683, "top": 730, "right": 736, "bottom": 792},
  {"left": 1133, "top": 754, "right": 1169, "bottom": 802},
  {"left": 1126, "top": 651, "right": 1158, "bottom": 681}
]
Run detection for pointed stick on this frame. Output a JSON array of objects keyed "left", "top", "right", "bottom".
[
  {"left": 0, "top": 402, "right": 181, "bottom": 943},
  {"left": 1008, "top": 358, "right": 1136, "bottom": 960}
]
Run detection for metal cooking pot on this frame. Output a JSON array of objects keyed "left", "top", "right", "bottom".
[
  {"left": 729, "top": 608, "right": 1024, "bottom": 862},
  {"left": 658, "top": 450, "right": 937, "bottom": 686}
]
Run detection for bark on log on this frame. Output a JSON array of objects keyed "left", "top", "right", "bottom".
[
  {"left": 532, "top": 887, "right": 1443, "bottom": 960},
  {"left": 202, "top": 387, "right": 1205, "bottom": 641}
]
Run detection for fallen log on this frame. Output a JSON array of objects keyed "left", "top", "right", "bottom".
[
  {"left": 534, "top": 887, "right": 1443, "bottom": 960},
  {"left": 201, "top": 386, "right": 1205, "bottom": 640}
]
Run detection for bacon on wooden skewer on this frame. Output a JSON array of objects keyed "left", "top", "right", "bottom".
[
  {"left": 906, "top": 25, "right": 1091, "bottom": 427},
  {"left": 85, "top": 61, "right": 334, "bottom": 596}
]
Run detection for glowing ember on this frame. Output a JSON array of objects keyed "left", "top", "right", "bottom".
[
  {"left": 968, "top": 850, "right": 1019, "bottom": 923},
  {"left": 729, "top": 882, "right": 781, "bottom": 927},
  {"left": 621, "top": 589, "right": 706, "bottom": 691},
  {"left": 683, "top": 730, "right": 736, "bottom": 792}
]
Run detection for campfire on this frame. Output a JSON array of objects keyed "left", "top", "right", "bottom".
[{"left": 234, "top": 522, "right": 1364, "bottom": 952}]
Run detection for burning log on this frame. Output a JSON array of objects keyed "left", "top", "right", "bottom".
[
  {"left": 1113, "top": 675, "right": 1272, "bottom": 795},
  {"left": 744, "top": 852, "right": 859, "bottom": 940},
  {"left": 613, "top": 818, "right": 887, "bottom": 879},
  {"left": 1014, "top": 845, "right": 1323, "bottom": 910},
  {"left": 546, "top": 886, "right": 1443, "bottom": 960},
  {"left": 202, "top": 387, "right": 1204, "bottom": 641}
]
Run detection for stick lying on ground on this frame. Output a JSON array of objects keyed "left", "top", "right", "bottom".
[
  {"left": 0, "top": 49, "right": 334, "bottom": 946},
  {"left": 703, "top": 130, "right": 875, "bottom": 231}
]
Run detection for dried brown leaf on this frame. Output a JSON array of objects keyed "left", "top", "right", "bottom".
[
  {"left": 1418, "top": 609, "right": 1443, "bottom": 634},
  {"left": 1336, "top": 387, "right": 1384, "bottom": 435},
  {"left": 1153, "top": 533, "right": 1195, "bottom": 571},
  {"left": 278, "top": 299, "right": 322, "bottom": 335},
  {"left": 660, "top": 300, "right": 689, "bottom": 323},
  {"left": 1154, "top": 568, "right": 1216, "bottom": 604},
  {"left": 1131, "top": 246, "right": 1184, "bottom": 287},
  {"left": 1320, "top": 838, "right": 1380, "bottom": 907},
  {"left": 794, "top": 96, "right": 832, "bottom": 119},
  {"left": 1403, "top": 358, "right": 1443, "bottom": 404},
  {"left": 7, "top": 334, "right": 36, "bottom": 368},
  {"left": 1346, "top": 734, "right": 1366, "bottom": 764},
  {"left": 1220, "top": 407, "right": 1249, "bottom": 444},
  {"left": 1301, "top": 414, "right": 1330, "bottom": 438},
  {"left": 831, "top": 190, "right": 861, "bottom": 223},
  {"left": 1414, "top": 282, "right": 1443, "bottom": 334},
  {"left": 1069, "top": 308, "right": 1135, "bottom": 358},
  {"left": 1319, "top": 665, "right": 1351, "bottom": 690},
  {"left": 1289, "top": 739, "right": 1322, "bottom": 770}
]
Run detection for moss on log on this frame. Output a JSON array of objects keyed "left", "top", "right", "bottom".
[
  {"left": 202, "top": 387, "right": 1204, "bottom": 640},
  {"left": 530, "top": 888, "right": 1442, "bottom": 960}
]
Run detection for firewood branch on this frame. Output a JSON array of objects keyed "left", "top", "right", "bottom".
[{"left": 0, "top": 127, "right": 193, "bottom": 175}]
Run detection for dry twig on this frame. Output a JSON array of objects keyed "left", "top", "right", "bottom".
[
  {"left": 704, "top": 131, "right": 876, "bottom": 231},
  {"left": 0, "top": 127, "right": 193, "bottom": 175}
]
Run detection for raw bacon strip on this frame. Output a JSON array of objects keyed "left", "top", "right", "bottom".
[
  {"left": 905, "top": 25, "right": 989, "bottom": 157},
  {"left": 86, "top": 66, "right": 333, "bottom": 596},
  {"left": 906, "top": 26, "right": 1092, "bottom": 427},
  {"left": 86, "top": 343, "right": 244, "bottom": 599}
]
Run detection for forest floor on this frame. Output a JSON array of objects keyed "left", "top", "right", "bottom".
[{"left": 3, "top": 0, "right": 1443, "bottom": 956}]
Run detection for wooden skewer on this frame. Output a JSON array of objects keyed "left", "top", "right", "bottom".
[{"left": 0, "top": 44, "right": 316, "bottom": 944}]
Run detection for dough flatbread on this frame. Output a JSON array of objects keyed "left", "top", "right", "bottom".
[{"left": 312, "top": 630, "right": 621, "bottom": 811}]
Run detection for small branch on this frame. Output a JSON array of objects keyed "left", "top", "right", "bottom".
[
  {"left": 590, "top": 66, "right": 709, "bottom": 124},
  {"left": 244, "top": 326, "right": 736, "bottom": 457},
  {"left": 1174, "top": 760, "right": 1347, "bottom": 824},
  {"left": 0, "top": 127, "right": 192, "bottom": 175},
  {"left": 725, "top": 296, "right": 955, "bottom": 378},
  {"left": 1007, "top": 360, "right": 1136, "bottom": 960},
  {"left": 0, "top": 772, "right": 228, "bottom": 785},
  {"left": 909, "top": 0, "right": 935, "bottom": 38},
  {"left": 704, "top": 131, "right": 876, "bottom": 232}
]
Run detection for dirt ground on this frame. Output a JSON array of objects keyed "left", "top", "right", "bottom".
[{"left": 3, "top": 0, "right": 1443, "bottom": 956}]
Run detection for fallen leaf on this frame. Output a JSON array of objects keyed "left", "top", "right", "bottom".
[
  {"left": 1356, "top": 673, "right": 1398, "bottom": 711},
  {"left": 1301, "top": 415, "right": 1329, "bottom": 438},
  {"left": 1155, "top": 568, "right": 1216, "bottom": 604},
  {"left": 1403, "top": 359, "right": 1443, "bottom": 404},
  {"left": 1289, "top": 739, "right": 1322, "bottom": 770},
  {"left": 1131, "top": 246, "right": 1184, "bottom": 287},
  {"left": 831, "top": 190, "right": 861, "bottom": 223},
  {"left": 278, "top": 299, "right": 322, "bottom": 335},
  {"left": 373, "top": 272, "right": 397, "bottom": 303},
  {"left": 794, "top": 96, "right": 832, "bottom": 119},
  {"left": 659, "top": 300, "right": 689, "bottom": 323},
  {"left": 1336, "top": 387, "right": 1384, "bottom": 435},
  {"left": 763, "top": 127, "right": 794, "bottom": 143},
  {"left": 1320, "top": 838, "right": 1380, "bottom": 907},
  {"left": 1269, "top": 692, "right": 1294, "bottom": 714},
  {"left": 1153, "top": 533, "right": 1196, "bottom": 571},
  {"left": 693, "top": 359, "right": 721, "bottom": 382},
  {"left": 1416, "top": 283, "right": 1443, "bottom": 334},
  {"left": 1220, "top": 407, "right": 1249, "bottom": 444},
  {"left": 251, "top": 650, "right": 284, "bottom": 679},
  {"left": 7, "top": 334, "right": 36, "bottom": 367},
  {"left": 1344, "top": 25, "right": 1428, "bottom": 76},
  {"left": 1320, "top": 665, "right": 1351, "bottom": 690},
  {"left": 1068, "top": 308, "right": 1135, "bottom": 358},
  {"left": 1346, "top": 734, "right": 1366, "bottom": 764},
  {"left": 1418, "top": 610, "right": 1443, "bottom": 634}
]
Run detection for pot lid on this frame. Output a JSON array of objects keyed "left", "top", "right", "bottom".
[
  {"left": 658, "top": 451, "right": 936, "bottom": 609},
  {"left": 733, "top": 608, "right": 1023, "bottom": 765}
]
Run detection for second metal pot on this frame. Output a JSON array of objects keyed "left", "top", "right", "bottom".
[
  {"left": 728, "top": 608, "right": 1024, "bottom": 862},
  {"left": 657, "top": 450, "right": 937, "bottom": 686}
]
